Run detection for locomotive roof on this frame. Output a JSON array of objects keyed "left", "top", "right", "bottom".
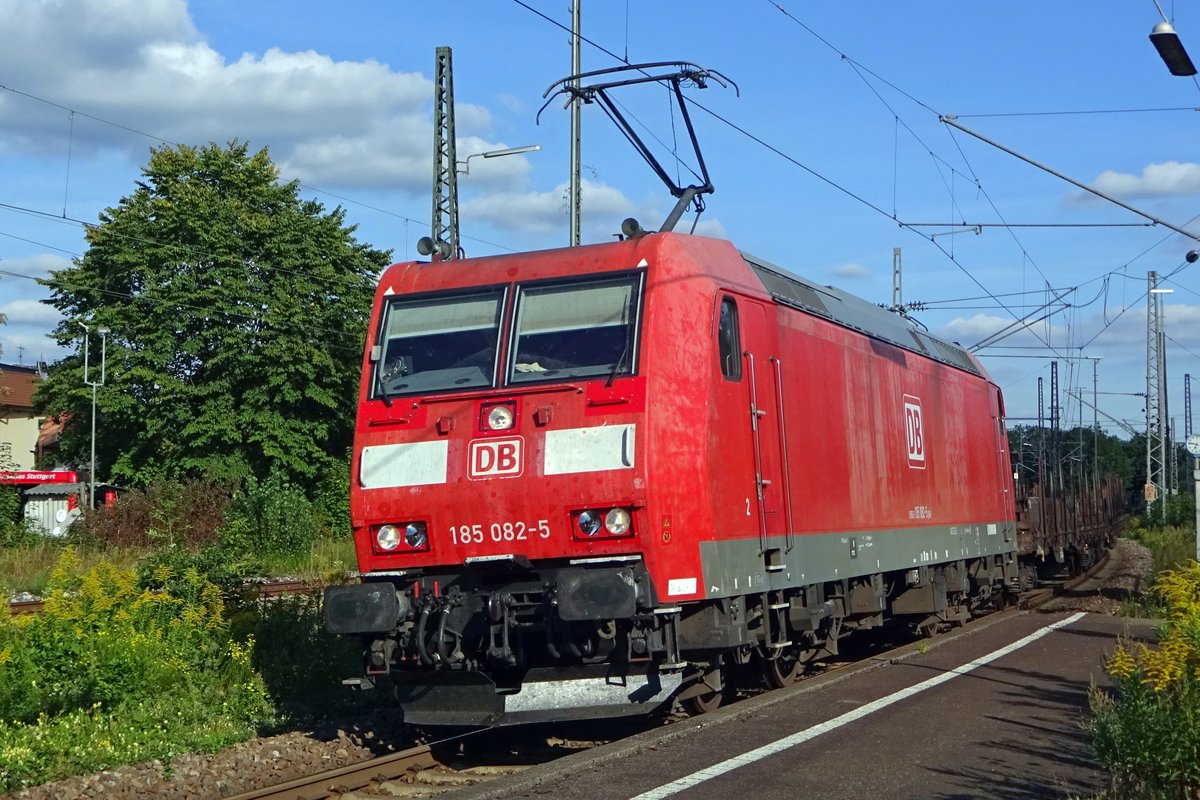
[{"left": 741, "top": 252, "right": 983, "bottom": 379}]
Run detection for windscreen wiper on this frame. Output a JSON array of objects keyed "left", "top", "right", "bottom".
[
  {"left": 374, "top": 364, "right": 393, "bottom": 407},
  {"left": 605, "top": 329, "right": 633, "bottom": 388}
]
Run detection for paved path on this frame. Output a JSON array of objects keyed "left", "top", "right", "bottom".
[{"left": 452, "top": 611, "right": 1157, "bottom": 800}]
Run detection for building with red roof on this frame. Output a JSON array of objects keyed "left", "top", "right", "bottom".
[{"left": 0, "top": 363, "right": 46, "bottom": 471}]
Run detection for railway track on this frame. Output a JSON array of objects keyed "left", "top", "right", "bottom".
[
  {"left": 223, "top": 719, "right": 656, "bottom": 800},
  {"left": 219, "top": 551, "right": 1118, "bottom": 800},
  {"left": 3, "top": 551, "right": 1119, "bottom": 799},
  {"left": 7, "top": 577, "right": 321, "bottom": 617},
  {"left": 223, "top": 743, "right": 444, "bottom": 800}
]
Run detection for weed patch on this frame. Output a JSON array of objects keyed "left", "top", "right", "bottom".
[
  {"left": 1088, "top": 561, "right": 1200, "bottom": 798},
  {"left": 0, "top": 550, "right": 271, "bottom": 791}
]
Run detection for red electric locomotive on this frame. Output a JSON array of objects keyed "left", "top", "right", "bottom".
[
  {"left": 323, "top": 62, "right": 1017, "bottom": 726},
  {"left": 324, "top": 229, "right": 1018, "bottom": 726}
]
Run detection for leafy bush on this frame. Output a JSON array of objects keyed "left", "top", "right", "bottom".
[
  {"left": 1126, "top": 525, "right": 1197, "bottom": 578},
  {"left": 223, "top": 472, "right": 321, "bottom": 559},
  {"left": 0, "top": 549, "right": 271, "bottom": 790},
  {"left": 312, "top": 457, "right": 352, "bottom": 540},
  {"left": 72, "top": 479, "right": 235, "bottom": 549},
  {"left": 68, "top": 470, "right": 351, "bottom": 590},
  {"left": 134, "top": 540, "right": 259, "bottom": 597},
  {"left": 1089, "top": 561, "right": 1200, "bottom": 799},
  {"left": 0, "top": 486, "right": 38, "bottom": 548}
]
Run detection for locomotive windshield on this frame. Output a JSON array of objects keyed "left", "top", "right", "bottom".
[
  {"left": 508, "top": 274, "right": 642, "bottom": 384},
  {"left": 375, "top": 288, "right": 505, "bottom": 396},
  {"left": 371, "top": 272, "right": 642, "bottom": 398}
]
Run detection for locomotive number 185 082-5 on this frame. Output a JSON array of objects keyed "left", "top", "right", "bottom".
[{"left": 449, "top": 520, "right": 551, "bottom": 545}]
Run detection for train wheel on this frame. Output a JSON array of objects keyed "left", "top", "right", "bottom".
[
  {"left": 682, "top": 664, "right": 724, "bottom": 715},
  {"left": 761, "top": 646, "right": 802, "bottom": 689},
  {"left": 684, "top": 686, "right": 723, "bottom": 715},
  {"left": 1018, "top": 564, "right": 1038, "bottom": 592}
]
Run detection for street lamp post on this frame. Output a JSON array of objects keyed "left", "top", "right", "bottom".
[
  {"left": 456, "top": 144, "right": 541, "bottom": 176},
  {"left": 79, "top": 322, "right": 110, "bottom": 510},
  {"left": 1150, "top": 1, "right": 1197, "bottom": 75},
  {"left": 1188, "top": 434, "right": 1200, "bottom": 561},
  {"left": 419, "top": 145, "right": 541, "bottom": 260}
]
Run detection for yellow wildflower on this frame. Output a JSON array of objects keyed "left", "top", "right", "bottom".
[{"left": 1106, "top": 644, "right": 1137, "bottom": 680}]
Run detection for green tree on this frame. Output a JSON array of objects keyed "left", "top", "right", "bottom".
[
  {"left": 1008, "top": 424, "right": 1134, "bottom": 492},
  {"left": 35, "top": 142, "right": 389, "bottom": 487}
]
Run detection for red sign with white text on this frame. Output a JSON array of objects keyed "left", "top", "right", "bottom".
[
  {"left": 467, "top": 437, "right": 524, "bottom": 479},
  {"left": 0, "top": 471, "right": 79, "bottom": 485}
]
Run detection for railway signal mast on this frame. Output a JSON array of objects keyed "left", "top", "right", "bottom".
[
  {"left": 569, "top": 0, "right": 581, "bottom": 246},
  {"left": 1146, "top": 272, "right": 1170, "bottom": 521},
  {"left": 418, "top": 48, "right": 539, "bottom": 261},
  {"left": 419, "top": 46, "right": 460, "bottom": 262},
  {"left": 1188, "top": 374, "right": 1200, "bottom": 561}
]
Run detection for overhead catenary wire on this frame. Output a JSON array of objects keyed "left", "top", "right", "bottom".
[
  {"left": 756, "top": 1, "right": 1200, "bottom": 358},
  {"left": 752, "top": 5, "right": 1198, "bottom": 364},
  {"left": 508, "top": 0, "right": 1089, "bottom": 358},
  {"left": 681, "top": 95, "right": 1080, "bottom": 359},
  {"left": 6, "top": 6, "right": 1195, "bottom": 377},
  {"left": 940, "top": 116, "right": 1200, "bottom": 244},
  {"left": 954, "top": 106, "right": 1199, "bottom": 118}
]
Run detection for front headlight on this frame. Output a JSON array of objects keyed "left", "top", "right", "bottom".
[
  {"left": 376, "top": 524, "right": 401, "bottom": 551},
  {"left": 404, "top": 522, "right": 428, "bottom": 549},
  {"left": 486, "top": 404, "right": 514, "bottom": 430},
  {"left": 604, "top": 508, "right": 631, "bottom": 535},
  {"left": 577, "top": 510, "right": 602, "bottom": 536}
]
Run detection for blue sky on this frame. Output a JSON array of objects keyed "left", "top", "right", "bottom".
[{"left": 1, "top": 0, "right": 1199, "bottom": 441}]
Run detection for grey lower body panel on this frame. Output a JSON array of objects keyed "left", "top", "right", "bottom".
[
  {"left": 698, "top": 520, "right": 1016, "bottom": 596},
  {"left": 395, "top": 666, "right": 681, "bottom": 727}
]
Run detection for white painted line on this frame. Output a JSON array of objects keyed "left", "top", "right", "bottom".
[{"left": 632, "top": 611, "right": 1088, "bottom": 800}]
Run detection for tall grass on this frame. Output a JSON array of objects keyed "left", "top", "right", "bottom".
[
  {"left": 0, "top": 550, "right": 271, "bottom": 791},
  {"left": 0, "top": 549, "right": 373, "bottom": 791},
  {"left": 0, "top": 469, "right": 382, "bottom": 789},
  {"left": 1089, "top": 562, "right": 1200, "bottom": 799},
  {"left": 3, "top": 473, "right": 357, "bottom": 596}
]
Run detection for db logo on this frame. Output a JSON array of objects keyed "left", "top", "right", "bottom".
[
  {"left": 903, "top": 395, "right": 926, "bottom": 469},
  {"left": 468, "top": 436, "right": 524, "bottom": 479}
]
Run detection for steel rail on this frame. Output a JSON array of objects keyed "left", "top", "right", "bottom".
[
  {"left": 8, "top": 599, "right": 43, "bottom": 616},
  {"left": 8, "top": 578, "right": 324, "bottom": 617},
  {"left": 222, "top": 743, "right": 441, "bottom": 800}
]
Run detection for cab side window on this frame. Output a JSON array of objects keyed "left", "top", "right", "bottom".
[{"left": 718, "top": 297, "right": 742, "bottom": 381}]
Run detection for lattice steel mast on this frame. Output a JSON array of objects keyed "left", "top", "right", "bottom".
[
  {"left": 1146, "top": 271, "right": 1167, "bottom": 519},
  {"left": 422, "top": 46, "right": 459, "bottom": 261}
]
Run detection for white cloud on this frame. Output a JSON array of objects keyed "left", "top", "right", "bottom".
[
  {"left": 0, "top": 253, "right": 72, "bottom": 279},
  {"left": 0, "top": 299, "right": 61, "bottom": 327},
  {"left": 939, "top": 313, "right": 1013, "bottom": 346},
  {"left": 1086, "top": 161, "right": 1200, "bottom": 200},
  {"left": 463, "top": 179, "right": 636, "bottom": 236},
  {"left": 686, "top": 218, "right": 728, "bottom": 239},
  {"left": 832, "top": 262, "right": 871, "bottom": 280},
  {"left": 0, "top": 0, "right": 507, "bottom": 191}
]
